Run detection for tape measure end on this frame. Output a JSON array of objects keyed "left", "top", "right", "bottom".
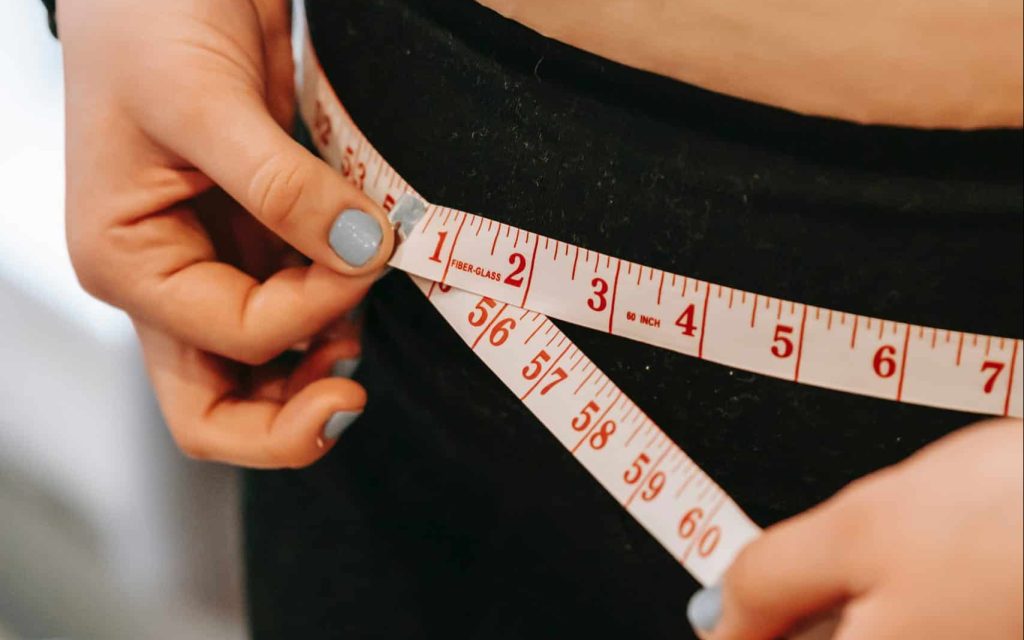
[{"left": 390, "top": 194, "right": 428, "bottom": 240}]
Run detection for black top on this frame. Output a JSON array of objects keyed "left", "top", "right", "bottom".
[{"left": 244, "top": 1, "right": 1023, "bottom": 637}]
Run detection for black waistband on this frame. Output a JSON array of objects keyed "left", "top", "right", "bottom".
[{"left": 306, "top": 0, "right": 1022, "bottom": 215}]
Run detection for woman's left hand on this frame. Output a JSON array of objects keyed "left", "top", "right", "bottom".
[{"left": 687, "top": 419, "right": 1023, "bottom": 640}]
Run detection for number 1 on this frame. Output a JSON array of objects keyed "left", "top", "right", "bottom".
[{"left": 429, "top": 231, "right": 447, "bottom": 263}]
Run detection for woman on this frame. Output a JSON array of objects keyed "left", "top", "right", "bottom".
[{"left": 54, "top": 0, "right": 1022, "bottom": 637}]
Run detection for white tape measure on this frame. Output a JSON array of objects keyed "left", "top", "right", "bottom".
[{"left": 295, "top": 17, "right": 1021, "bottom": 608}]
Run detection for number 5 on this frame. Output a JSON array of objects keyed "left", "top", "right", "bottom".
[
  {"left": 522, "top": 350, "right": 550, "bottom": 380},
  {"left": 771, "top": 324, "right": 794, "bottom": 358},
  {"left": 624, "top": 453, "right": 651, "bottom": 484},
  {"left": 468, "top": 298, "right": 496, "bottom": 326},
  {"left": 571, "top": 401, "right": 600, "bottom": 431}
]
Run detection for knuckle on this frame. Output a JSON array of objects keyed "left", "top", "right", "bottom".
[
  {"left": 225, "top": 329, "right": 283, "bottom": 366},
  {"left": 247, "top": 151, "right": 306, "bottom": 229},
  {"left": 67, "top": 231, "right": 113, "bottom": 301},
  {"left": 169, "top": 424, "right": 209, "bottom": 461},
  {"left": 226, "top": 291, "right": 288, "bottom": 365}
]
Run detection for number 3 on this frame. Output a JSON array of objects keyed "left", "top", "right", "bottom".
[{"left": 588, "top": 277, "right": 608, "bottom": 312}]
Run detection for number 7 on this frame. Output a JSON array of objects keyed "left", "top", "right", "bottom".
[
  {"left": 981, "top": 360, "right": 1005, "bottom": 394},
  {"left": 539, "top": 368, "right": 568, "bottom": 395}
]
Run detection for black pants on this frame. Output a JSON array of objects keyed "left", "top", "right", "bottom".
[{"left": 244, "top": 1, "right": 1023, "bottom": 637}]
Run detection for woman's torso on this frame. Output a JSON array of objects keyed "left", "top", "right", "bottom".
[{"left": 244, "top": 2, "right": 1023, "bottom": 638}]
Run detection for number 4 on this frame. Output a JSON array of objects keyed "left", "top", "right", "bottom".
[{"left": 675, "top": 304, "right": 697, "bottom": 337}]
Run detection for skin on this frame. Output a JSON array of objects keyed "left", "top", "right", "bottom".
[
  {"left": 58, "top": 0, "right": 1022, "bottom": 633},
  {"left": 482, "top": 0, "right": 1024, "bottom": 128},
  {"left": 703, "top": 421, "right": 1023, "bottom": 640},
  {"left": 60, "top": 0, "right": 394, "bottom": 468}
]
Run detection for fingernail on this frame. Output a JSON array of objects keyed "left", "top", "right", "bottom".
[
  {"left": 687, "top": 585, "right": 722, "bottom": 632},
  {"left": 331, "top": 357, "right": 361, "bottom": 378},
  {"left": 329, "top": 209, "right": 383, "bottom": 267},
  {"left": 322, "top": 410, "right": 361, "bottom": 440}
]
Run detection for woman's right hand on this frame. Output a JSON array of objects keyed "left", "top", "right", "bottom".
[{"left": 59, "top": 0, "right": 393, "bottom": 467}]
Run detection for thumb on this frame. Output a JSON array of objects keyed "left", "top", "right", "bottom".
[
  {"left": 146, "top": 84, "right": 394, "bottom": 275},
  {"left": 687, "top": 500, "right": 857, "bottom": 640}
]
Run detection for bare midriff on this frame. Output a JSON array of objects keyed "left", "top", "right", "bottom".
[{"left": 479, "top": 0, "right": 1023, "bottom": 129}]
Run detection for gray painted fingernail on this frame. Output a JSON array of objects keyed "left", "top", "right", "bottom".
[
  {"left": 329, "top": 209, "right": 382, "bottom": 267},
  {"left": 322, "top": 411, "right": 361, "bottom": 440},
  {"left": 331, "top": 358, "right": 361, "bottom": 379},
  {"left": 687, "top": 585, "right": 722, "bottom": 632}
]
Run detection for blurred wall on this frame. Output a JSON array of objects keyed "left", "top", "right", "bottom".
[{"left": 0, "top": 2, "right": 245, "bottom": 638}]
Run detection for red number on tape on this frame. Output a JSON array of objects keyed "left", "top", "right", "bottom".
[
  {"left": 522, "top": 350, "right": 550, "bottom": 380},
  {"left": 675, "top": 303, "right": 698, "bottom": 337},
  {"left": 771, "top": 324, "right": 794, "bottom": 359},
  {"left": 313, "top": 100, "right": 332, "bottom": 146},
  {"left": 588, "top": 277, "right": 609, "bottom": 312},
  {"left": 589, "top": 420, "right": 616, "bottom": 450},
  {"left": 505, "top": 253, "right": 526, "bottom": 287},
  {"left": 489, "top": 318, "right": 516, "bottom": 346},
  {"left": 678, "top": 507, "right": 721, "bottom": 557},
  {"left": 429, "top": 231, "right": 448, "bottom": 263},
  {"left": 678, "top": 507, "right": 703, "bottom": 539},
  {"left": 697, "top": 527, "right": 721, "bottom": 557},
  {"left": 873, "top": 345, "right": 897, "bottom": 378},
  {"left": 468, "top": 297, "right": 496, "bottom": 326},
  {"left": 624, "top": 453, "right": 650, "bottom": 484},
  {"left": 539, "top": 368, "right": 568, "bottom": 395},
  {"left": 981, "top": 360, "right": 1005, "bottom": 393},
  {"left": 572, "top": 401, "right": 601, "bottom": 431},
  {"left": 641, "top": 472, "right": 666, "bottom": 501}
]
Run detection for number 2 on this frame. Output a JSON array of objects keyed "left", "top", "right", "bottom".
[{"left": 505, "top": 253, "right": 526, "bottom": 287}]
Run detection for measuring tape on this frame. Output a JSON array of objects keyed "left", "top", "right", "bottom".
[{"left": 295, "top": 17, "right": 1021, "bottom": 607}]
